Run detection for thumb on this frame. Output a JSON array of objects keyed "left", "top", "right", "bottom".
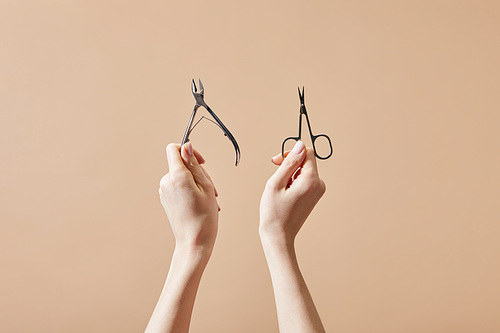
[
  {"left": 268, "top": 141, "right": 306, "bottom": 189},
  {"left": 181, "top": 142, "right": 212, "bottom": 191}
]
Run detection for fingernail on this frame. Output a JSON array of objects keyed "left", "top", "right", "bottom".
[
  {"left": 185, "top": 142, "right": 194, "bottom": 156},
  {"left": 291, "top": 141, "right": 305, "bottom": 154}
]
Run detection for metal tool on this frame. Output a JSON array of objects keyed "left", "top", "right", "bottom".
[
  {"left": 282, "top": 87, "right": 333, "bottom": 160},
  {"left": 181, "top": 79, "right": 240, "bottom": 166}
]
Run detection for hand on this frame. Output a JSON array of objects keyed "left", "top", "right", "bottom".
[
  {"left": 147, "top": 142, "right": 219, "bottom": 333},
  {"left": 159, "top": 142, "right": 219, "bottom": 254},
  {"left": 259, "top": 141, "right": 326, "bottom": 245}
]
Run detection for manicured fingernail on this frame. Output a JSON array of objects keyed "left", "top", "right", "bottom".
[
  {"left": 185, "top": 142, "right": 194, "bottom": 156},
  {"left": 291, "top": 141, "right": 305, "bottom": 154}
]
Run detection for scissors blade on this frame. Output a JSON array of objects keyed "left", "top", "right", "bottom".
[{"left": 298, "top": 86, "right": 305, "bottom": 105}]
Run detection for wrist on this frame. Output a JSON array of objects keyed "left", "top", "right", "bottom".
[
  {"left": 173, "top": 242, "right": 214, "bottom": 266},
  {"left": 259, "top": 226, "right": 295, "bottom": 253}
]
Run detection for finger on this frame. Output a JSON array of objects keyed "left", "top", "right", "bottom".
[
  {"left": 200, "top": 164, "right": 218, "bottom": 197},
  {"left": 292, "top": 166, "right": 302, "bottom": 180},
  {"left": 271, "top": 150, "right": 290, "bottom": 165},
  {"left": 166, "top": 143, "right": 186, "bottom": 173},
  {"left": 301, "top": 147, "right": 320, "bottom": 176},
  {"left": 267, "top": 141, "right": 306, "bottom": 190},
  {"left": 180, "top": 142, "right": 212, "bottom": 191},
  {"left": 285, "top": 166, "right": 303, "bottom": 189},
  {"left": 165, "top": 143, "right": 205, "bottom": 172},
  {"left": 193, "top": 149, "right": 206, "bottom": 164}
]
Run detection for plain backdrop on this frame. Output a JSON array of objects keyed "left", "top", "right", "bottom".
[{"left": 1, "top": 1, "right": 499, "bottom": 332}]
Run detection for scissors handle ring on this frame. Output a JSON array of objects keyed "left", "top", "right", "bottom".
[
  {"left": 281, "top": 136, "right": 300, "bottom": 158},
  {"left": 311, "top": 134, "right": 333, "bottom": 160}
]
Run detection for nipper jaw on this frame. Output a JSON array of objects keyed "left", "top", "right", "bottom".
[{"left": 182, "top": 79, "right": 241, "bottom": 166}]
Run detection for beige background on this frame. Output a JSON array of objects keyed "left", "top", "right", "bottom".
[{"left": 1, "top": 1, "right": 499, "bottom": 332}]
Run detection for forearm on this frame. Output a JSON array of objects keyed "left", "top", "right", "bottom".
[
  {"left": 145, "top": 244, "right": 212, "bottom": 333},
  {"left": 260, "top": 232, "right": 325, "bottom": 333}
]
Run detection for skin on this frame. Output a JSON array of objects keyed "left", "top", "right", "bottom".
[
  {"left": 260, "top": 140, "right": 327, "bottom": 333},
  {"left": 146, "top": 142, "right": 219, "bottom": 333},
  {"left": 146, "top": 140, "right": 326, "bottom": 333}
]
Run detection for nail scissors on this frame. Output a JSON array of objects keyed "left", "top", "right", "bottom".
[
  {"left": 282, "top": 87, "right": 333, "bottom": 160},
  {"left": 181, "top": 79, "right": 241, "bottom": 166}
]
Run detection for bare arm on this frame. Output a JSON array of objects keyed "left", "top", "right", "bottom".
[
  {"left": 146, "top": 246, "right": 210, "bottom": 333},
  {"left": 259, "top": 141, "right": 327, "bottom": 333},
  {"left": 146, "top": 142, "right": 219, "bottom": 333}
]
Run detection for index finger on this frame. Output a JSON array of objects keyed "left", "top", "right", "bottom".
[{"left": 271, "top": 150, "right": 290, "bottom": 165}]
